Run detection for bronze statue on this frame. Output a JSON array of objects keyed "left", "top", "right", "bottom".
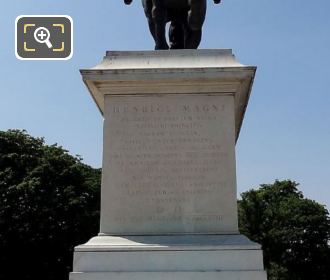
[{"left": 124, "top": 0, "right": 221, "bottom": 50}]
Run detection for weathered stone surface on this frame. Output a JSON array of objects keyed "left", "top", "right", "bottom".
[
  {"left": 70, "top": 50, "right": 267, "bottom": 280},
  {"left": 101, "top": 94, "right": 237, "bottom": 234},
  {"left": 72, "top": 235, "right": 264, "bottom": 272},
  {"left": 71, "top": 271, "right": 267, "bottom": 280},
  {"left": 80, "top": 49, "right": 256, "bottom": 235},
  {"left": 81, "top": 50, "right": 255, "bottom": 142},
  {"left": 70, "top": 235, "right": 267, "bottom": 280}
]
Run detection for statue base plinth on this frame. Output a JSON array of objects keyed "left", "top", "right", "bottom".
[
  {"left": 70, "top": 234, "right": 267, "bottom": 280},
  {"left": 70, "top": 50, "right": 267, "bottom": 280}
]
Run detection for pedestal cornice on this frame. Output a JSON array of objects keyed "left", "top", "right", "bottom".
[{"left": 80, "top": 49, "right": 256, "bottom": 142}]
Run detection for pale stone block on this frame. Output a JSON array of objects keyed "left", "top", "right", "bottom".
[
  {"left": 80, "top": 49, "right": 256, "bottom": 235},
  {"left": 73, "top": 249, "right": 265, "bottom": 272},
  {"left": 70, "top": 271, "right": 268, "bottom": 280},
  {"left": 72, "top": 235, "right": 264, "bottom": 272},
  {"left": 101, "top": 94, "right": 238, "bottom": 234},
  {"left": 71, "top": 50, "right": 267, "bottom": 280}
]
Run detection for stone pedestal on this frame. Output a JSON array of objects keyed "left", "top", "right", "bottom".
[{"left": 70, "top": 50, "right": 267, "bottom": 280}]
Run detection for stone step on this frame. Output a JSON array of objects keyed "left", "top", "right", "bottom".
[
  {"left": 73, "top": 248, "right": 265, "bottom": 272},
  {"left": 70, "top": 271, "right": 268, "bottom": 280}
]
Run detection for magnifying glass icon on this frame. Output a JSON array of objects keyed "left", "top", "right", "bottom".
[{"left": 34, "top": 27, "right": 53, "bottom": 49}]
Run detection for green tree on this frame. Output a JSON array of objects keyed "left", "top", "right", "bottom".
[
  {"left": 239, "top": 180, "right": 330, "bottom": 280},
  {"left": 0, "top": 130, "right": 101, "bottom": 280}
]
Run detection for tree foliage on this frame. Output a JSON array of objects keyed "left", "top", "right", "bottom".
[
  {"left": 0, "top": 130, "right": 101, "bottom": 280},
  {"left": 239, "top": 180, "right": 330, "bottom": 280}
]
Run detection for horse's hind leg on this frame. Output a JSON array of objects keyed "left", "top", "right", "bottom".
[
  {"left": 152, "top": 0, "right": 169, "bottom": 50},
  {"left": 185, "top": 0, "right": 206, "bottom": 49},
  {"left": 169, "top": 20, "right": 184, "bottom": 49},
  {"left": 185, "top": 28, "right": 202, "bottom": 49},
  {"left": 143, "top": 0, "right": 156, "bottom": 41}
]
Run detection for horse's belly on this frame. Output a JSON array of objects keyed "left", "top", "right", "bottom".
[{"left": 164, "top": 0, "right": 189, "bottom": 10}]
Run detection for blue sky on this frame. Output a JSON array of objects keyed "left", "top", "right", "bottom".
[{"left": 1, "top": 1, "right": 329, "bottom": 209}]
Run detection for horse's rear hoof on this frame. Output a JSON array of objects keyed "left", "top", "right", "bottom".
[
  {"left": 155, "top": 44, "right": 169, "bottom": 50},
  {"left": 170, "top": 45, "right": 184, "bottom": 50}
]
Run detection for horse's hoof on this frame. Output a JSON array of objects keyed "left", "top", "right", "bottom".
[
  {"left": 155, "top": 45, "right": 169, "bottom": 50},
  {"left": 170, "top": 44, "right": 184, "bottom": 50}
]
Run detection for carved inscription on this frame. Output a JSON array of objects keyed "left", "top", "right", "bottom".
[{"left": 103, "top": 95, "right": 236, "bottom": 233}]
